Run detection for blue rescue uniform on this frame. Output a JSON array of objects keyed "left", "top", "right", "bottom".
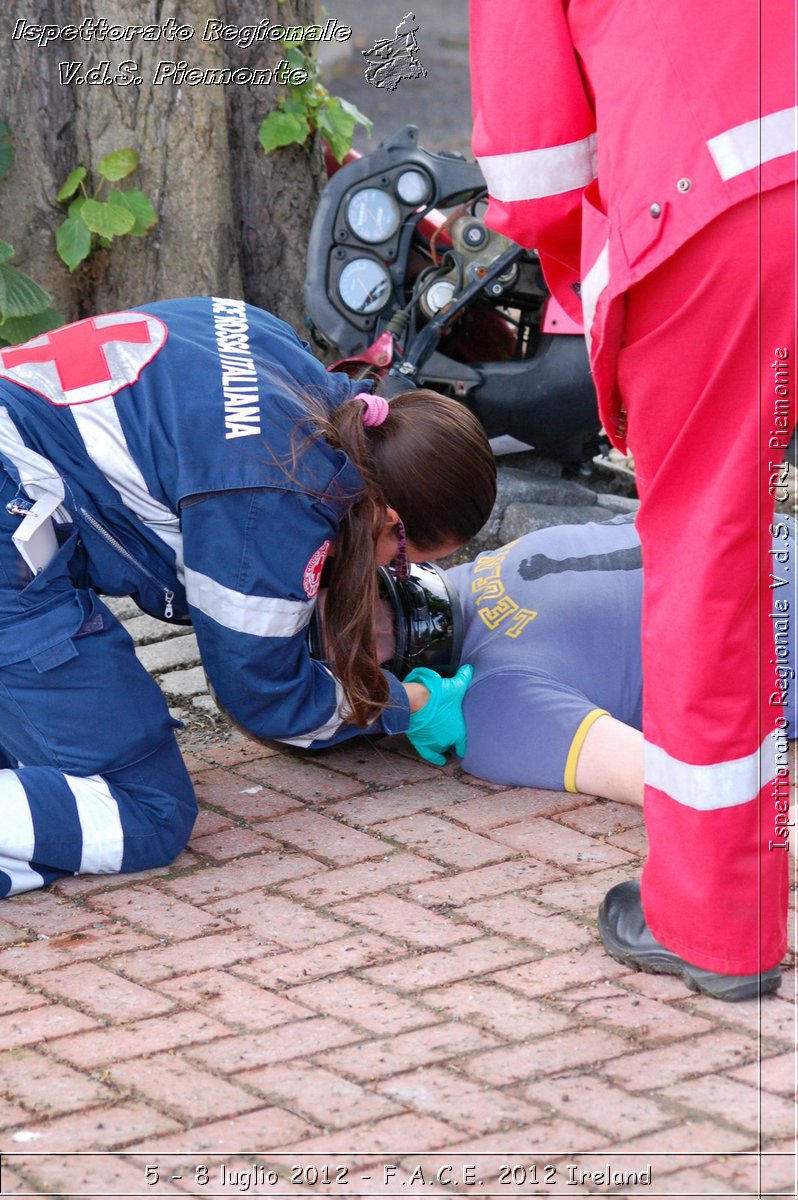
[{"left": 0, "top": 297, "right": 409, "bottom": 896}]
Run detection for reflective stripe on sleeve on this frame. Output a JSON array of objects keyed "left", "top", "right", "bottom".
[
  {"left": 707, "top": 106, "right": 798, "bottom": 182},
  {"left": 477, "top": 133, "right": 597, "bottom": 202},
  {"left": 275, "top": 667, "right": 349, "bottom": 747},
  {"left": 70, "top": 398, "right": 183, "bottom": 572},
  {"left": 185, "top": 565, "right": 313, "bottom": 638},
  {"left": 564, "top": 708, "right": 610, "bottom": 793},
  {"left": 65, "top": 773, "right": 125, "bottom": 876},
  {"left": 645, "top": 731, "right": 777, "bottom": 811},
  {"left": 580, "top": 239, "right": 610, "bottom": 355},
  {"left": 0, "top": 406, "right": 67, "bottom": 509}
]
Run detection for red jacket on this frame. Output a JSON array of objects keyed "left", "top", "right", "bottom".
[{"left": 470, "top": 0, "right": 797, "bottom": 446}]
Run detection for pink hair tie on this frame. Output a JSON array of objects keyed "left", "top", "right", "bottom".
[{"left": 357, "top": 392, "right": 390, "bottom": 428}]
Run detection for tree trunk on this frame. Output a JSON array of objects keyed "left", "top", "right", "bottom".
[
  {"left": 71, "top": 0, "right": 243, "bottom": 313},
  {"left": 0, "top": 0, "right": 325, "bottom": 330},
  {"left": 223, "top": 0, "right": 325, "bottom": 330},
  {"left": 0, "top": 0, "right": 78, "bottom": 320}
]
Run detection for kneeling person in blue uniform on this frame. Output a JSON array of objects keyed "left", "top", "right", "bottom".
[{"left": 0, "top": 298, "right": 496, "bottom": 897}]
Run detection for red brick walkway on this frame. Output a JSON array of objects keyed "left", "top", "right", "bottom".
[{"left": 0, "top": 733, "right": 795, "bottom": 1198}]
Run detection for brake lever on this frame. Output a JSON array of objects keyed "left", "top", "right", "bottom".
[{"left": 389, "top": 244, "right": 524, "bottom": 382}]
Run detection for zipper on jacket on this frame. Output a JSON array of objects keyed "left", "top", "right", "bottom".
[{"left": 79, "top": 507, "right": 176, "bottom": 619}]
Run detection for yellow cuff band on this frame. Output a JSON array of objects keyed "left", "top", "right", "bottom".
[{"left": 564, "top": 708, "right": 610, "bottom": 793}]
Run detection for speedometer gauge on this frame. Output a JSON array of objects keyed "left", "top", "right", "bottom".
[
  {"left": 346, "top": 187, "right": 401, "bottom": 244},
  {"left": 337, "top": 258, "right": 392, "bottom": 314}
]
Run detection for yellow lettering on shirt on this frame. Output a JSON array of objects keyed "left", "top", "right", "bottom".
[
  {"left": 472, "top": 541, "right": 536, "bottom": 637},
  {"left": 505, "top": 607, "right": 537, "bottom": 637},
  {"left": 472, "top": 575, "right": 505, "bottom": 602},
  {"left": 478, "top": 594, "right": 519, "bottom": 629},
  {"left": 474, "top": 548, "right": 512, "bottom": 573}
]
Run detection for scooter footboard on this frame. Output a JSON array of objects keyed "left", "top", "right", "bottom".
[{"left": 464, "top": 334, "right": 598, "bottom": 458}]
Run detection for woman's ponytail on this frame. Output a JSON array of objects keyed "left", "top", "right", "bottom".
[{"left": 306, "top": 388, "right": 496, "bottom": 728}]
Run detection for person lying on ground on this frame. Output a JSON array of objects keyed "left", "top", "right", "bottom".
[
  {"left": 447, "top": 513, "right": 796, "bottom": 809},
  {"left": 319, "top": 510, "right": 795, "bottom": 999},
  {"left": 315, "top": 510, "right": 795, "bottom": 807}
]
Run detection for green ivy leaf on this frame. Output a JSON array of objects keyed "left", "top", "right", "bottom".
[
  {"left": 0, "top": 262, "right": 54, "bottom": 318},
  {"left": 282, "top": 45, "right": 311, "bottom": 73},
  {"left": 108, "top": 189, "right": 158, "bottom": 236},
  {"left": 56, "top": 216, "right": 92, "bottom": 271},
  {"left": 81, "top": 197, "right": 136, "bottom": 238},
  {"left": 56, "top": 166, "right": 87, "bottom": 202},
  {"left": 0, "top": 239, "right": 15, "bottom": 264},
  {"left": 98, "top": 148, "right": 138, "bottom": 182},
  {"left": 258, "top": 110, "right": 310, "bottom": 155},
  {"left": 338, "top": 97, "right": 373, "bottom": 139},
  {"left": 282, "top": 94, "right": 306, "bottom": 117},
  {"left": 0, "top": 307, "right": 64, "bottom": 347},
  {"left": 68, "top": 196, "right": 86, "bottom": 219},
  {"left": 316, "top": 99, "right": 358, "bottom": 164},
  {"left": 0, "top": 120, "right": 12, "bottom": 183}
]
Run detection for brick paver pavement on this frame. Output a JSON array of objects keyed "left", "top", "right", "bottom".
[
  {"left": 3, "top": 4, "right": 795, "bottom": 1188},
  {"left": 0, "top": 716, "right": 795, "bottom": 1199}
]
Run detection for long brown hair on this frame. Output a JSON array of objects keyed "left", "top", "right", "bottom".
[{"left": 311, "top": 389, "right": 496, "bottom": 726}]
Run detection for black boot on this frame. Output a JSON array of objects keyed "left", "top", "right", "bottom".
[{"left": 598, "top": 881, "right": 782, "bottom": 1001}]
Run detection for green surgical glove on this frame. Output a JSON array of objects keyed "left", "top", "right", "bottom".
[{"left": 405, "top": 663, "right": 474, "bottom": 765}]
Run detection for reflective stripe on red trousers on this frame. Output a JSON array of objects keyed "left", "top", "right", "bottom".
[{"left": 617, "top": 184, "right": 796, "bottom": 974}]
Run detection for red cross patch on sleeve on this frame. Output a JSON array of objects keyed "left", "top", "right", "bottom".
[
  {"left": 303, "top": 540, "right": 331, "bottom": 599},
  {"left": 0, "top": 311, "right": 167, "bottom": 406}
]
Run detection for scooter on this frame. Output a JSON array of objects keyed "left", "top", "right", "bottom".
[{"left": 305, "top": 125, "right": 601, "bottom": 466}]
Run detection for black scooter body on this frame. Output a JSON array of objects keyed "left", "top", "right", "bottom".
[{"left": 305, "top": 125, "right": 600, "bottom": 464}]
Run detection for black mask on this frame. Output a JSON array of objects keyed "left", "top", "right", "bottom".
[
  {"left": 309, "top": 560, "right": 463, "bottom": 680},
  {"left": 376, "top": 560, "right": 463, "bottom": 679}
]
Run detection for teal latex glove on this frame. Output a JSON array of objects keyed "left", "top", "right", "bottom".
[{"left": 405, "top": 664, "right": 474, "bottom": 765}]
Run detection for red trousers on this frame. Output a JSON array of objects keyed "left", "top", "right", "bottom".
[{"left": 617, "top": 185, "right": 796, "bottom": 974}]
